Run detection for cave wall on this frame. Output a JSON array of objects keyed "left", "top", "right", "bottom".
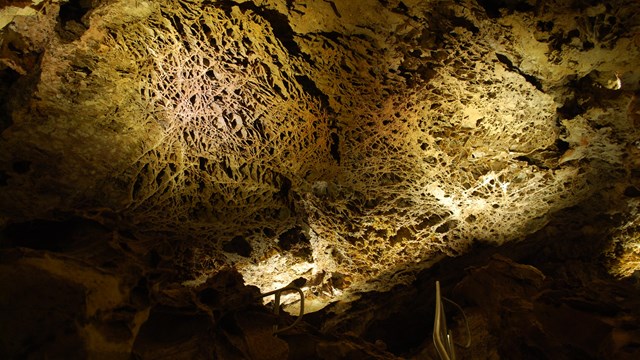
[{"left": 1, "top": 0, "right": 640, "bottom": 358}]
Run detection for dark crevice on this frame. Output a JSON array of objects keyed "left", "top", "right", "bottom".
[
  {"left": 278, "top": 227, "right": 312, "bottom": 259},
  {"left": 162, "top": 12, "right": 191, "bottom": 51},
  {"left": 58, "top": 0, "right": 92, "bottom": 42},
  {"left": 451, "top": 15, "right": 480, "bottom": 34},
  {"left": 148, "top": 249, "right": 161, "bottom": 268},
  {"left": 555, "top": 139, "right": 570, "bottom": 153},
  {"left": 392, "top": 1, "right": 409, "bottom": 14},
  {"left": 262, "top": 227, "right": 276, "bottom": 237},
  {"left": 495, "top": 53, "right": 513, "bottom": 68},
  {"left": 323, "top": 0, "right": 342, "bottom": 18},
  {"left": 398, "top": 65, "right": 416, "bottom": 87},
  {"left": 495, "top": 53, "right": 543, "bottom": 91},
  {"left": 478, "top": 0, "right": 503, "bottom": 18},
  {"left": 0, "top": 67, "right": 20, "bottom": 133},
  {"left": 12, "top": 160, "right": 31, "bottom": 174},
  {"left": 197, "top": 288, "right": 219, "bottom": 306},
  {"left": 295, "top": 75, "right": 330, "bottom": 110},
  {"left": 330, "top": 132, "right": 340, "bottom": 164},
  {"left": 477, "top": 0, "right": 536, "bottom": 19},
  {"left": 521, "top": 72, "right": 543, "bottom": 90},
  {"left": 198, "top": 157, "right": 208, "bottom": 171},
  {"left": 315, "top": 31, "right": 343, "bottom": 43},
  {"left": 59, "top": 0, "right": 91, "bottom": 24},
  {"left": 0, "top": 218, "right": 108, "bottom": 251},
  {"left": 131, "top": 278, "right": 150, "bottom": 308},
  {"left": 218, "top": 1, "right": 302, "bottom": 57},
  {"left": 515, "top": 155, "right": 550, "bottom": 170},
  {"left": 537, "top": 20, "right": 554, "bottom": 32},
  {"left": 278, "top": 227, "right": 309, "bottom": 251},
  {"left": 133, "top": 310, "right": 212, "bottom": 354},
  {"left": 557, "top": 76, "right": 597, "bottom": 119},
  {"left": 275, "top": 174, "right": 292, "bottom": 199},
  {"left": 253, "top": 118, "right": 265, "bottom": 138},
  {"left": 223, "top": 236, "right": 252, "bottom": 257},
  {"left": 0, "top": 170, "right": 9, "bottom": 186},
  {"left": 557, "top": 96, "right": 586, "bottom": 119},
  {"left": 550, "top": 28, "right": 582, "bottom": 51},
  {"left": 624, "top": 186, "right": 640, "bottom": 198},
  {"left": 71, "top": 64, "right": 92, "bottom": 76},
  {"left": 171, "top": 14, "right": 186, "bottom": 37},
  {"left": 221, "top": 157, "right": 234, "bottom": 179}
]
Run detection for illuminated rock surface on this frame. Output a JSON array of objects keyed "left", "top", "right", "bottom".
[{"left": 1, "top": 0, "right": 640, "bottom": 358}]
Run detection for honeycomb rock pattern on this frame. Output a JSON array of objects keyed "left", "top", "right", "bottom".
[{"left": 1, "top": 0, "right": 639, "bottom": 309}]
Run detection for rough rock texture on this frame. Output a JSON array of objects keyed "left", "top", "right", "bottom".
[
  {"left": 315, "top": 203, "right": 640, "bottom": 359},
  {"left": 1, "top": 0, "right": 640, "bottom": 358},
  {"left": 0, "top": 240, "right": 401, "bottom": 359}
]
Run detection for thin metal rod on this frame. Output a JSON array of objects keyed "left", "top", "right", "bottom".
[
  {"left": 443, "top": 296, "right": 472, "bottom": 348},
  {"left": 434, "top": 280, "right": 453, "bottom": 360},
  {"left": 433, "top": 281, "right": 472, "bottom": 360},
  {"left": 258, "top": 285, "right": 305, "bottom": 335}
]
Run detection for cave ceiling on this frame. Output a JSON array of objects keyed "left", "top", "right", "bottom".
[{"left": 1, "top": 0, "right": 640, "bottom": 321}]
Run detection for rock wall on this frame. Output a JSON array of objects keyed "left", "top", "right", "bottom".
[{"left": 1, "top": 0, "right": 640, "bottom": 357}]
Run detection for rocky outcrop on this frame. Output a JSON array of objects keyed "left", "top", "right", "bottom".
[
  {"left": 2, "top": 0, "right": 639, "bottom": 306},
  {"left": 318, "top": 244, "right": 640, "bottom": 359},
  {"left": 0, "top": 230, "right": 401, "bottom": 358},
  {"left": 1, "top": 0, "right": 640, "bottom": 358}
]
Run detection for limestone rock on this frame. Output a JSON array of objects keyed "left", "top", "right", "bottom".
[{"left": 1, "top": 0, "right": 640, "bottom": 358}]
